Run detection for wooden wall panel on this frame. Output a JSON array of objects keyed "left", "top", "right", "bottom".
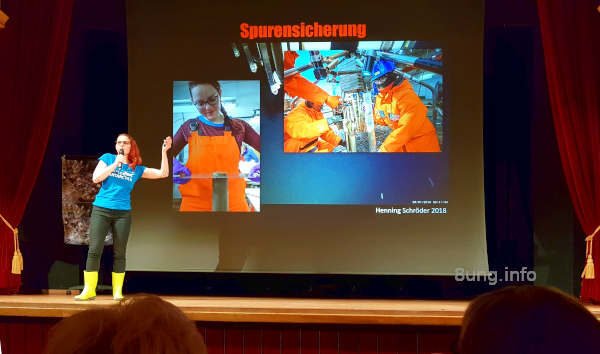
[
  {"left": 397, "top": 332, "right": 419, "bottom": 354},
  {"left": 418, "top": 332, "right": 459, "bottom": 354},
  {"left": 378, "top": 330, "right": 420, "bottom": 354},
  {"left": 319, "top": 329, "right": 339, "bottom": 354},
  {"left": 24, "top": 323, "right": 45, "bottom": 354},
  {"left": 243, "top": 328, "right": 263, "bottom": 354},
  {"left": 0, "top": 318, "right": 458, "bottom": 354},
  {"left": 225, "top": 328, "right": 244, "bottom": 354},
  {"left": 263, "top": 329, "right": 282, "bottom": 354},
  {"left": 0, "top": 318, "right": 58, "bottom": 354},
  {"left": 300, "top": 329, "right": 319, "bottom": 354},
  {"left": 206, "top": 327, "right": 226, "bottom": 354},
  {"left": 282, "top": 327, "right": 301, "bottom": 354},
  {"left": 357, "top": 331, "right": 378, "bottom": 354},
  {"left": 339, "top": 329, "right": 360, "bottom": 354},
  {"left": 0, "top": 322, "right": 8, "bottom": 354}
]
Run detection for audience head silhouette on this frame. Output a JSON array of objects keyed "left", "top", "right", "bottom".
[
  {"left": 458, "top": 285, "right": 600, "bottom": 354},
  {"left": 46, "top": 294, "right": 207, "bottom": 354}
]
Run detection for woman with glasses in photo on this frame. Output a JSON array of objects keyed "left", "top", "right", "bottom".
[
  {"left": 75, "top": 133, "right": 172, "bottom": 301},
  {"left": 172, "top": 81, "right": 260, "bottom": 212}
]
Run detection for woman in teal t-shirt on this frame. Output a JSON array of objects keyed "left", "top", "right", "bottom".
[{"left": 75, "top": 133, "right": 171, "bottom": 301}]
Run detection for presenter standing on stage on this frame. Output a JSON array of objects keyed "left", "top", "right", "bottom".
[{"left": 75, "top": 133, "right": 171, "bottom": 301}]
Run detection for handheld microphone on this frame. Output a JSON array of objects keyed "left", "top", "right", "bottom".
[{"left": 118, "top": 148, "right": 124, "bottom": 170}]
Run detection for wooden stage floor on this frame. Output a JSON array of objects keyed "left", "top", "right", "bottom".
[{"left": 1, "top": 295, "right": 599, "bottom": 326}]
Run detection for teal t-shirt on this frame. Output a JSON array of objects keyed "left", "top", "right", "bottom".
[{"left": 92, "top": 153, "right": 146, "bottom": 210}]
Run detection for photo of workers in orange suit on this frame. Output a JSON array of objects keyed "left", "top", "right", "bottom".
[{"left": 282, "top": 42, "right": 443, "bottom": 153}]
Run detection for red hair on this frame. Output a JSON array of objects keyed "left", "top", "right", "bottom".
[
  {"left": 46, "top": 307, "right": 119, "bottom": 354},
  {"left": 118, "top": 133, "right": 143, "bottom": 170}
]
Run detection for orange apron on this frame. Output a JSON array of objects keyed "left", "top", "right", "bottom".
[{"left": 178, "top": 128, "right": 249, "bottom": 212}]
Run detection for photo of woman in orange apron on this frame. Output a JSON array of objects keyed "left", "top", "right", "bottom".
[{"left": 172, "top": 81, "right": 260, "bottom": 212}]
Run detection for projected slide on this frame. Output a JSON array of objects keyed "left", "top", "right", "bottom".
[
  {"left": 127, "top": 0, "right": 487, "bottom": 275},
  {"left": 172, "top": 80, "right": 260, "bottom": 212}
]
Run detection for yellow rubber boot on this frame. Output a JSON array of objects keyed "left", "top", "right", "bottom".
[
  {"left": 112, "top": 272, "right": 125, "bottom": 301},
  {"left": 74, "top": 271, "right": 98, "bottom": 301}
]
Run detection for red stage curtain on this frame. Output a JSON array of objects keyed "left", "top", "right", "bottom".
[
  {"left": 0, "top": 0, "right": 74, "bottom": 293},
  {"left": 537, "top": 0, "right": 600, "bottom": 302}
]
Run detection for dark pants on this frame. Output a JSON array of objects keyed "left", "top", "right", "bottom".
[{"left": 86, "top": 206, "right": 131, "bottom": 273}]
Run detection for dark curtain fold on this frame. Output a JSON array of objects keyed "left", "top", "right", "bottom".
[
  {"left": 537, "top": 0, "right": 600, "bottom": 302},
  {"left": 0, "top": 0, "right": 74, "bottom": 293}
]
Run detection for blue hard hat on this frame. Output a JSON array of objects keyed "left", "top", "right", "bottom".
[{"left": 371, "top": 60, "right": 396, "bottom": 80}]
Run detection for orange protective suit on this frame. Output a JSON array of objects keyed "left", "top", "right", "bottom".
[
  {"left": 374, "top": 80, "right": 441, "bottom": 152},
  {"left": 283, "top": 51, "right": 337, "bottom": 108},
  {"left": 178, "top": 130, "right": 249, "bottom": 211},
  {"left": 284, "top": 103, "right": 341, "bottom": 153}
]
